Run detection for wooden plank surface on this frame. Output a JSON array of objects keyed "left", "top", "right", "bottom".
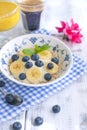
[{"left": 0, "top": 0, "right": 87, "bottom": 129}]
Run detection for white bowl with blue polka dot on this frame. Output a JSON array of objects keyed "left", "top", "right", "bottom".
[{"left": 0, "top": 34, "right": 73, "bottom": 87}]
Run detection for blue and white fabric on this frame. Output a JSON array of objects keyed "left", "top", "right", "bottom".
[{"left": 0, "top": 29, "right": 87, "bottom": 122}]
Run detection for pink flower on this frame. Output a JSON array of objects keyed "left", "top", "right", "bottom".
[
  {"left": 71, "top": 32, "right": 83, "bottom": 43},
  {"left": 70, "top": 19, "right": 80, "bottom": 30},
  {"left": 56, "top": 21, "right": 66, "bottom": 32},
  {"left": 55, "top": 19, "right": 83, "bottom": 44}
]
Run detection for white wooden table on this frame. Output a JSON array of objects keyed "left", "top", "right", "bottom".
[{"left": 0, "top": 0, "right": 87, "bottom": 130}]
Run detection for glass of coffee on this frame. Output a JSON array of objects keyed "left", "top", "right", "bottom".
[{"left": 18, "top": 0, "right": 44, "bottom": 31}]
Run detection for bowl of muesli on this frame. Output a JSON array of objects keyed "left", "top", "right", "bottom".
[{"left": 0, "top": 34, "right": 73, "bottom": 87}]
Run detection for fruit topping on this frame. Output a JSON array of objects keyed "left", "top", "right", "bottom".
[
  {"left": 25, "top": 61, "right": 33, "bottom": 69},
  {"left": 38, "top": 50, "right": 52, "bottom": 60},
  {"left": 44, "top": 73, "right": 52, "bottom": 81},
  {"left": 10, "top": 61, "right": 24, "bottom": 74},
  {"left": 51, "top": 57, "right": 59, "bottom": 64},
  {"left": 47, "top": 62, "right": 54, "bottom": 69},
  {"left": 9, "top": 43, "right": 61, "bottom": 84},
  {"left": 26, "top": 67, "right": 42, "bottom": 83},
  {"left": 22, "top": 56, "right": 29, "bottom": 62},
  {"left": 11, "top": 54, "right": 19, "bottom": 62},
  {"left": 31, "top": 54, "right": 39, "bottom": 61},
  {"left": 45, "top": 62, "right": 58, "bottom": 74},
  {"left": 19, "top": 73, "right": 26, "bottom": 80},
  {"left": 35, "top": 60, "right": 44, "bottom": 67}
]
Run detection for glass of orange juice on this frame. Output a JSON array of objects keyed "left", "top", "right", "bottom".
[{"left": 0, "top": 0, "right": 20, "bottom": 47}]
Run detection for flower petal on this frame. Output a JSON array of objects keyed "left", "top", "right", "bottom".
[
  {"left": 71, "top": 19, "right": 79, "bottom": 30},
  {"left": 55, "top": 27, "right": 64, "bottom": 33},
  {"left": 60, "top": 21, "right": 66, "bottom": 28}
]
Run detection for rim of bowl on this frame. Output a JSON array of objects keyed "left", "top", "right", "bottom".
[
  {"left": 0, "top": 2, "right": 19, "bottom": 19},
  {"left": 0, "top": 34, "right": 73, "bottom": 87}
]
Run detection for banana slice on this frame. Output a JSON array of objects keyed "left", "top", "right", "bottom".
[
  {"left": 9, "top": 60, "right": 24, "bottom": 74},
  {"left": 38, "top": 50, "right": 52, "bottom": 60},
  {"left": 26, "top": 67, "right": 42, "bottom": 83},
  {"left": 44, "top": 61, "right": 59, "bottom": 74},
  {"left": 18, "top": 49, "right": 26, "bottom": 56}
]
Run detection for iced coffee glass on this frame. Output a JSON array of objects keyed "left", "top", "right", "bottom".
[{"left": 18, "top": 0, "right": 44, "bottom": 31}]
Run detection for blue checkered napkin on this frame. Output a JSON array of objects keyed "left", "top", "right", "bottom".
[
  {"left": 0, "top": 29, "right": 87, "bottom": 122},
  {"left": 31, "top": 28, "right": 51, "bottom": 35},
  {"left": 0, "top": 56, "right": 87, "bottom": 122}
]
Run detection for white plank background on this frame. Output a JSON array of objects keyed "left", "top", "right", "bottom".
[{"left": 0, "top": 0, "right": 87, "bottom": 129}]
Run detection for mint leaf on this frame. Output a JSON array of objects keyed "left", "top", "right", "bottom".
[
  {"left": 40, "top": 44, "right": 50, "bottom": 51},
  {"left": 22, "top": 48, "right": 35, "bottom": 56},
  {"left": 35, "top": 44, "right": 41, "bottom": 52},
  {"left": 22, "top": 44, "right": 50, "bottom": 56},
  {"left": 35, "top": 44, "right": 50, "bottom": 53}
]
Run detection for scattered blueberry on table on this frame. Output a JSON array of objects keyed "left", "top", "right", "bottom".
[
  {"left": 5, "top": 94, "right": 15, "bottom": 104},
  {"left": 0, "top": 80, "right": 5, "bottom": 87},
  {"left": 13, "top": 121, "right": 22, "bottom": 130},
  {"left": 34, "top": 116, "right": 43, "bottom": 126},
  {"left": 52, "top": 105, "right": 61, "bottom": 113}
]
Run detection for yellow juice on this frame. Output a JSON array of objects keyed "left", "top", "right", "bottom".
[{"left": 0, "top": 1, "right": 20, "bottom": 31}]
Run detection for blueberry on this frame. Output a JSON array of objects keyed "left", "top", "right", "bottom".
[
  {"left": 31, "top": 54, "right": 39, "bottom": 61},
  {"left": 34, "top": 117, "right": 43, "bottom": 126},
  {"left": 22, "top": 56, "right": 29, "bottom": 62},
  {"left": 5, "top": 94, "right": 15, "bottom": 104},
  {"left": 0, "top": 80, "right": 5, "bottom": 87},
  {"left": 44, "top": 73, "right": 52, "bottom": 81},
  {"left": 11, "top": 54, "right": 19, "bottom": 62},
  {"left": 19, "top": 73, "right": 26, "bottom": 80},
  {"left": 13, "top": 121, "right": 22, "bottom": 130},
  {"left": 51, "top": 57, "right": 59, "bottom": 64},
  {"left": 52, "top": 105, "right": 61, "bottom": 113},
  {"left": 47, "top": 63, "right": 54, "bottom": 69},
  {"left": 25, "top": 61, "right": 33, "bottom": 69},
  {"left": 35, "top": 60, "right": 44, "bottom": 67}
]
